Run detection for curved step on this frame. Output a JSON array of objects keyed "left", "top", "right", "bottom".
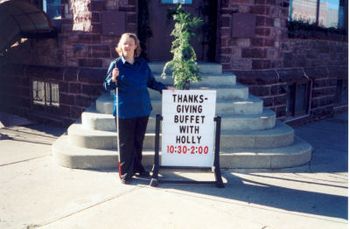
[
  {"left": 96, "top": 93, "right": 114, "bottom": 114},
  {"left": 53, "top": 135, "right": 118, "bottom": 169},
  {"left": 229, "top": 95, "right": 263, "bottom": 115},
  {"left": 149, "top": 84, "right": 249, "bottom": 100},
  {"left": 220, "top": 121, "right": 294, "bottom": 149},
  {"left": 67, "top": 123, "right": 156, "bottom": 149},
  {"left": 151, "top": 97, "right": 263, "bottom": 116},
  {"left": 82, "top": 108, "right": 275, "bottom": 132},
  {"left": 149, "top": 62, "right": 223, "bottom": 74},
  {"left": 153, "top": 73, "right": 236, "bottom": 87},
  {"left": 194, "top": 84, "right": 248, "bottom": 100},
  {"left": 82, "top": 109, "right": 157, "bottom": 132},
  {"left": 221, "top": 109, "right": 276, "bottom": 130},
  {"left": 52, "top": 135, "right": 311, "bottom": 169},
  {"left": 68, "top": 120, "right": 291, "bottom": 150},
  {"left": 53, "top": 135, "right": 157, "bottom": 169},
  {"left": 220, "top": 137, "right": 312, "bottom": 169},
  {"left": 96, "top": 94, "right": 263, "bottom": 116}
]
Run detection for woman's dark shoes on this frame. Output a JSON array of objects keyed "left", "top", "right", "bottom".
[
  {"left": 120, "top": 178, "right": 131, "bottom": 185},
  {"left": 134, "top": 170, "right": 150, "bottom": 178}
]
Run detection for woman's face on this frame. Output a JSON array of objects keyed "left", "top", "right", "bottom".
[{"left": 121, "top": 36, "right": 137, "bottom": 58}]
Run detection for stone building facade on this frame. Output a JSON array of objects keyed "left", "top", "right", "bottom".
[{"left": 0, "top": 0, "right": 347, "bottom": 125}]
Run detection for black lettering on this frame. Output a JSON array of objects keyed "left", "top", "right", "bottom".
[
  {"left": 199, "top": 95, "right": 204, "bottom": 103},
  {"left": 174, "top": 115, "right": 178, "bottom": 123}
]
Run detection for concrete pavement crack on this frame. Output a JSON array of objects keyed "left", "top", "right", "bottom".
[
  {"left": 0, "top": 155, "right": 49, "bottom": 167},
  {"left": 37, "top": 186, "right": 144, "bottom": 228}
]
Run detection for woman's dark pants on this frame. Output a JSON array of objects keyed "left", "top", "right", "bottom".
[{"left": 115, "top": 116, "right": 149, "bottom": 181}]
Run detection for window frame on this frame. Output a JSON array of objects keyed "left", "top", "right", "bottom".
[
  {"left": 289, "top": 0, "right": 345, "bottom": 29},
  {"left": 334, "top": 79, "right": 348, "bottom": 106},
  {"left": 32, "top": 80, "right": 60, "bottom": 107},
  {"left": 285, "top": 80, "right": 312, "bottom": 118},
  {"left": 160, "top": 0, "right": 192, "bottom": 4}
]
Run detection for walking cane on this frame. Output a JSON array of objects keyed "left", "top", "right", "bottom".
[{"left": 115, "top": 85, "right": 121, "bottom": 176}]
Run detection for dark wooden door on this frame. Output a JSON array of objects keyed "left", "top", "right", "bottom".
[{"left": 144, "top": 1, "right": 217, "bottom": 62}]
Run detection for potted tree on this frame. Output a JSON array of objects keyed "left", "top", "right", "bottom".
[{"left": 161, "top": 4, "right": 203, "bottom": 90}]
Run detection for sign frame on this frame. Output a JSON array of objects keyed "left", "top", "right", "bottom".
[
  {"left": 161, "top": 90, "right": 217, "bottom": 168},
  {"left": 149, "top": 90, "right": 224, "bottom": 188}
]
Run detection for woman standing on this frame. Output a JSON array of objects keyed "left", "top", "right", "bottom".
[{"left": 104, "top": 33, "right": 169, "bottom": 184}]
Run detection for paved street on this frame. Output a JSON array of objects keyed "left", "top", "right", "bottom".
[{"left": 0, "top": 112, "right": 347, "bottom": 229}]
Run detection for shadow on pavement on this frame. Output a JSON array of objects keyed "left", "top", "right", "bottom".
[{"left": 141, "top": 169, "right": 348, "bottom": 220}]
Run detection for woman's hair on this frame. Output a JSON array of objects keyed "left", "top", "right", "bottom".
[{"left": 115, "top": 33, "right": 141, "bottom": 57}]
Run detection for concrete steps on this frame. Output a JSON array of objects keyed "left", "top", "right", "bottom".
[
  {"left": 154, "top": 73, "right": 237, "bottom": 87},
  {"left": 96, "top": 94, "right": 263, "bottom": 116},
  {"left": 52, "top": 62, "right": 312, "bottom": 170},
  {"left": 221, "top": 109, "right": 276, "bottom": 130},
  {"left": 220, "top": 137, "right": 312, "bottom": 169},
  {"left": 53, "top": 135, "right": 311, "bottom": 170},
  {"left": 220, "top": 121, "right": 294, "bottom": 149},
  {"left": 66, "top": 120, "right": 292, "bottom": 150},
  {"left": 149, "top": 62, "right": 223, "bottom": 74},
  {"left": 149, "top": 84, "right": 248, "bottom": 100},
  {"left": 67, "top": 123, "right": 155, "bottom": 150},
  {"left": 82, "top": 108, "right": 275, "bottom": 132}
]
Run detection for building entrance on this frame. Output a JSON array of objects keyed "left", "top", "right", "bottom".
[{"left": 139, "top": 0, "right": 218, "bottom": 62}]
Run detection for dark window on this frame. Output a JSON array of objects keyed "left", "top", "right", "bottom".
[
  {"left": 33, "top": 80, "right": 59, "bottom": 107},
  {"left": 161, "top": 0, "right": 192, "bottom": 4},
  {"left": 43, "top": 0, "right": 61, "bottom": 20},
  {"left": 42, "top": 0, "right": 62, "bottom": 30},
  {"left": 335, "top": 79, "right": 348, "bottom": 105},
  {"left": 286, "top": 81, "right": 311, "bottom": 117},
  {"left": 289, "top": 0, "right": 345, "bottom": 29}
]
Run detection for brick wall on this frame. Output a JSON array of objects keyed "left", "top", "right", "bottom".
[
  {"left": 219, "top": 0, "right": 289, "bottom": 71},
  {"left": 235, "top": 65, "right": 347, "bottom": 121},
  {"left": 62, "top": 0, "right": 137, "bottom": 68},
  {"left": 0, "top": 0, "right": 137, "bottom": 125},
  {"left": 283, "top": 39, "right": 348, "bottom": 68},
  {"left": 0, "top": 64, "right": 105, "bottom": 125},
  {"left": 4, "top": 0, "right": 137, "bottom": 68}
]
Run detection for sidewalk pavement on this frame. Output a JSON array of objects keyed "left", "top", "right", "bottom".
[{"left": 0, "top": 112, "right": 348, "bottom": 229}]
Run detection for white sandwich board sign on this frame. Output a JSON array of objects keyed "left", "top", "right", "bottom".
[{"left": 161, "top": 90, "right": 216, "bottom": 167}]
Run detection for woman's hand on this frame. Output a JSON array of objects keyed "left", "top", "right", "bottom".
[
  {"left": 167, "top": 86, "right": 176, "bottom": 91},
  {"left": 112, "top": 68, "right": 119, "bottom": 82}
]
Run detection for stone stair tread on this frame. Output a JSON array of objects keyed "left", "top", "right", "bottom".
[
  {"left": 148, "top": 95, "right": 261, "bottom": 104},
  {"left": 68, "top": 123, "right": 156, "bottom": 136},
  {"left": 229, "top": 95, "right": 262, "bottom": 103},
  {"left": 84, "top": 107, "right": 274, "bottom": 120},
  {"left": 82, "top": 107, "right": 275, "bottom": 131},
  {"left": 53, "top": 135, "right": 154, "bottom": 156},
  {"left": 222, "top": 137, "right": 311, "bottom": 154},
  {"left": 219, "top": 137, "right": 312, "bottom": 169},
  {"left": 68, "top": 123, "right": 115, "bottom": 136},
  {"left": 53, "top": 135, "right": 116, "bottom": 156},
  {"left": 191, "top": 82, "right": 245, "bottom": 89},
  {"left": 67, "top": 121, "right": 294, "bottom": 138},
  {"left": 53, "top": 135, "right": 155, "bottom": 169},
  {"left": 83, "top": 107, "right": 114, "bottom": 118},
  {"left": 155, "top": 72, "right": 235, "bottom": 78},
  {"left": 220, "top": 109, "right": 275, "bottom": 119},
  {"left": 148, "top": 83, "right": 250, "bottom": 100},
  {"left": 149, "top": 62, "right": 223, "bottom": 74},
  {"left": 53, "top": 135, "right": 311, "bottom": 169},
  {"left": 220, "top": 121, "right": 293, "bottom": 136},
  {"left": 155, "top": 74, "right": 236, "bottom": 84}
]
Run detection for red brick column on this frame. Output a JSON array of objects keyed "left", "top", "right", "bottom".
[{"left": 62, "top": 0, "right": 138, "bottom": 68}]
